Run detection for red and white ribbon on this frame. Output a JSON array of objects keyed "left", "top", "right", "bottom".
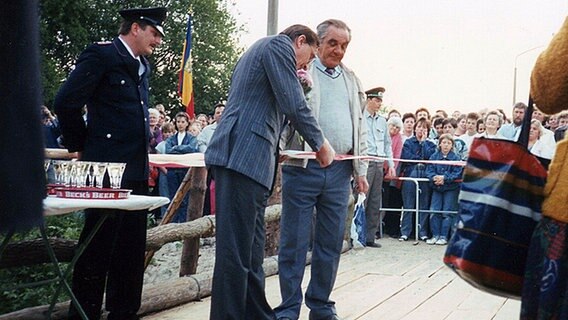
[
  {"left": 147, "top": 151, "right": 466, "bottom": 169},
  {"left": 280, "top": 150, "right": 466, "bottom": 167}
]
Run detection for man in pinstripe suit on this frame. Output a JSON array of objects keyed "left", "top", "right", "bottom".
[{"left": 205, "top": 24, "right": 335, "bottom": 320}]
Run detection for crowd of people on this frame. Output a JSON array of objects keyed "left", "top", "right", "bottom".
[{"left": 376, "top": 101, "right": 560, "bottom": 246}]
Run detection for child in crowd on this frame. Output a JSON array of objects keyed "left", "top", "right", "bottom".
[
  {"left": 188, "top": 122, "right": 202, "bottom": 137},
  {"left": 425, "top": 134, "right": 463, "bottom": 245},
  {"left": 442, "top": 118, "right": 468, "bottom": 160},
  {"left": 155, "top": 122, "right": 176, "bottom": 219},
  {"left": 459, "top": 112, "right": 480, "bottom": 149},
  {"left": 476, "top": 118, "right": 485, "bottom": 134},
  {"left": 166, "top": 112, "right": 199, "bottom": 223}
]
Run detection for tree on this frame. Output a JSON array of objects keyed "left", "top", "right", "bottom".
[{"left": 40, "top": 0, "right": 243, "bottom": 117}]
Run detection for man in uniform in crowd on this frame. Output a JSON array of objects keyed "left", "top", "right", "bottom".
[
  {"left": 363, "top": 87, "right": 396, "bottom": 248},
  {"left": 54, "top": 7, "right": 166, "bottom": 319}
]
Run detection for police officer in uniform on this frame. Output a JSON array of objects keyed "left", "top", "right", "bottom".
[
  {"left": 54, "top": 7, "right": 166, "bottom": 320},
  {"left": 363, "top": 87, "right": 395, "bottom": 247}
]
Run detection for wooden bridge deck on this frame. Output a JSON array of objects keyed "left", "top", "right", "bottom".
[{"left": 143, "top": 238, "right": 520, "bottom": 320}]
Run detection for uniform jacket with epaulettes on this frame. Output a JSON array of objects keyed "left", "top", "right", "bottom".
[{"left": 54, "top": 38, "right": 151, "bottom": 181}]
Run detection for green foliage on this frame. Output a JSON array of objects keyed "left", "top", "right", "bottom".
[
  {"left": 188, "top": 0, "right": 244, "bottom": 115},
  {"left": 0, "top": 214, "right": 83, "bottom": 314},
  {"left": 40, "top": 0, "right": 243, "bottom": 117},
  {"left": 0, "top": 265, "right": 64, "bottom": 314}
]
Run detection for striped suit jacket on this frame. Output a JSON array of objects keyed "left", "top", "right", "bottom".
[{"left": 205, "top": 34, "right": 324, "bottom": 189}]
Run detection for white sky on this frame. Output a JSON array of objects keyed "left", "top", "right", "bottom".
[{"left": 230, "top": 0, "right": 568, "bottom": 115}]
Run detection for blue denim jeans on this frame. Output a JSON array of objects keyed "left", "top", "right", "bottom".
[
  {"left": 158, "top": 170, "right": 169, "bottom": 218},
  {"left": 275, "top": 160, "right": 352, "bottom": 320},
  {"left": 167, "top": 168, "right": 189, "bottom": 223},
  {"left": 400, "top": 178, "right": 431, "bottom": 238},
  {"left": 429, "top": 188, "right": 459, "bottom": 240}
]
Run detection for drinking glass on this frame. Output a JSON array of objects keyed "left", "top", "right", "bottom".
[
  {"left": 44, "top": 159, "right": 53, "bottom": 185},
  {"left": 93, "top": 162, "right": 108, "bottom": 189},
  {"left": 87, "top": 162, "right": 95, "bottom": 187},
  {"left": 107, "top": 162, "right": 127, "bottom": 189},
  {"left": 67, "top": 161, "right": 78, "bottom": 187},
  {"left": 74, "top": 161, "right": 91, "bottom": 188},
  {"left": 44, "top": 159, "right": 51, "bottom": 173},
  {"left": 60, "top": 161, "right": 71, "bottom": 187},
  {"left": 51, "top": 160, "right": 67, "bottom": 185}
]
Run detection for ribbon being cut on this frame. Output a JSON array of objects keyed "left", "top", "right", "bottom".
[
  {"left": 280, "top": 150, "right": 466, "bottom": 167},
  {"left": 149, "top": 153, "right": 205, "bottom": 168},
  {"left": 149, "top": 151, "right": 465, "bottom": 169}
]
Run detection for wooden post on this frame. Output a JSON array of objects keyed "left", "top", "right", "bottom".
[
  {"left": 179, "top": 167, "right": 207, "bottom": 276},
  {"left": 144, "top": 168, "right": 193, "bottom": 269}
]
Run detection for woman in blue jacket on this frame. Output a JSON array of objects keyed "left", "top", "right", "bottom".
[
  {"left": 399, "top": 117, "right": 437, "bottom": 241},
  {"left": 166, "top": 112, "right": 199, "bottom": 223}
]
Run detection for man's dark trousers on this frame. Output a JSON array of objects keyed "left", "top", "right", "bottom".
[
  {"left": 68, "top": 180, "right": 148, "bottom": 320},
  {"left": 209, "top": 166, "right": 276, "bottom": 319}
]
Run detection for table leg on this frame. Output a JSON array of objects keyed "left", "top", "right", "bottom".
[
  {"left": 43, "top": 214, "right": 108, "bottom": 320},
  {"left": 39, "top": 225, "right": 86, "bottom": 320}
]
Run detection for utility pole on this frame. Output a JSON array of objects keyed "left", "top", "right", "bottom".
[
  {"left": 267, "top": 0, "right": 278, "bottom": 35},
  {"left": 513, "top": 45, "right": 544, "bottom": 105}
]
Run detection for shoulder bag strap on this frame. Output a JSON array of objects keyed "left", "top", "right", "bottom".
[{"left": 517, "top": 96, "right": 534, "bottom": 148}]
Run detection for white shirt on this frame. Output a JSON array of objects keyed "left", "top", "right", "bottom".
[
  {"left": 118, "top": 36, "right": 145, "bottom": 76},
  {"left": 530, "top": 138, "right": 555, "bottom": 160},
  {"left": 460, "top": 132, "right": 476, "bottom": 149},
  {"left": 177, "top": 131, "right": 187, "bottom": 146}
]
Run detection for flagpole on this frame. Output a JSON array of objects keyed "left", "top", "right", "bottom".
[{"left": 179, "top": 14, "right": 195, "bottom": 118}]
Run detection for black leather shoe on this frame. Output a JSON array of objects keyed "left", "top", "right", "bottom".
[
  {"left": 107, "top": 313, "right": 139, "bottom": 320},
  {"left": 366, "top": 242, "right": 382, "bottom": 248}
]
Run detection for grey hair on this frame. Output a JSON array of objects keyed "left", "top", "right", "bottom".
[
  {"left": 530, "top": 118, "right": 544, "bottom": 138},
  {"left": 148, "top": 108, "right": 160, "bottom": 117},
  {"left": 316, "top": 19, "right": 351, "bottom": 41},
  {"left": 485, "top": 110, "right": 504, "bottom": 126},
  {"left": 387, "top": 116, "right": 403, "bottom": 129}
]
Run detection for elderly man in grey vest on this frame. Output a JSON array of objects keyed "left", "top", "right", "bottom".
[{"left": 276, "top": 19, "right": 368, "bottom": 320}]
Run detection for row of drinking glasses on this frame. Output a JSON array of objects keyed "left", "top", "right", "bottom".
[{"left": 45, "top": 160, "right": 126, "bottom": 189}]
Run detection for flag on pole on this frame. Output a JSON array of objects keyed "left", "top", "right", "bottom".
[{"left": 179, "top": 15, "right": 194, "bottom": 118}]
